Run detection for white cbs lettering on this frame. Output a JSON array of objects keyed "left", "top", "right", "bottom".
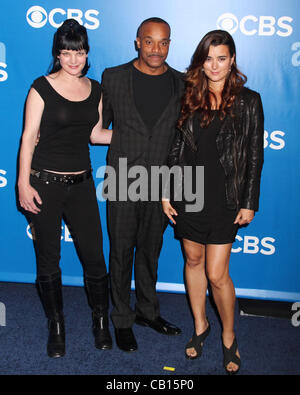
[
  {"left": 49, "top": 8, "right": 100, "bottom": 30},
  {"left": 0, "top": 62, "right": 8, "bottom": 82},
  {"left": 26, "top": 6, "right": 99, "bottom": 30},
  {"left": 48, "top": 8, "right": 66, "bottom": 28},
  {"left": 231, "top": 235, "right": 243, "bottom": 253},
  {"left": 258, "top": 16, "right": 276, "bottom": 36},
  {"left": 26, "top": 224, "right": 73, "bottom": 242},
  {"left": 217, "top": 13, "right": 293, "bottom": 37},
  {"left": 264, "top": 130, "right": 285, "bottom": 150},
  {"left": 231, "top": 235, "right": 275, "bottom": 255},
  {"left": 291, "top": 42, "right": 300, "bottom": 66},
  {"left": 0, "top": 42, "right": 8, "bottom": 82},
  {"left": 67, "top": 9, "right": 83, "bottom": 24},
  {"left": 243, "top": 236, "right": 260, "bottom": 254},
  {"left": 84, "top": 10, "right": 100, "bottom": 30},
  {"left": 240, "top": 15, "right": 258, "bottom": 36},
  {"left": 277, "top": 17, "right": 293, "bottom": 37},
  {"left": 48, "top": 9, "right": 97, "bottom": 29},
  {"left": 257, "top": 16, "right": 292, "bottom": 37},
  {"left": 260, "top": 237, "right": 276, "bottom": 255},
  {"left": 0, "top": 169, "right": 8, "bottom": 187}
]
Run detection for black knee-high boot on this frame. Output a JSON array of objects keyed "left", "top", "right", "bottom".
[
  {"left": 37, "top": 272, "right": 65, "bottom": 358},
  {"left": 85, "top": 274, "right": 112, "bottom": 350}
]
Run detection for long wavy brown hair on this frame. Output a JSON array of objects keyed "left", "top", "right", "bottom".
[{"left": 178, "top": 30, "right": 247, "bottom": 129}]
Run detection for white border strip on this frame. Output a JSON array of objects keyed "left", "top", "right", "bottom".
[
  {"left": 235, "top": 288, "right": 300, "bottom": 302},
  {"left": 1, "top": 274, "right": 299, "bottom": 302},
  {"left": 151, "top": 282, "right": 300, "bottom": 302}
]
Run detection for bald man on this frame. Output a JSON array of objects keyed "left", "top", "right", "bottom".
[{"left": 101, "top": 18, "right": 184, "bottom": 352}]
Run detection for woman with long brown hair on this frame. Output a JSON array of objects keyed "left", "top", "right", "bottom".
[{"left": 162, "top": 30, "right": 264, "bottom": 374}]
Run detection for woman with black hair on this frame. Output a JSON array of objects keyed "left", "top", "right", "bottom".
[
  {"left": 18, "top": 19, "right": 112, "bottom": 358},
  {"left": 162, "top": 30, "right": 264, "bottom": 374}
]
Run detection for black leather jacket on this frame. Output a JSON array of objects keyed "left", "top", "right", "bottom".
[{"left": 167, "top": 87, "right": 264, "bottom": 211}]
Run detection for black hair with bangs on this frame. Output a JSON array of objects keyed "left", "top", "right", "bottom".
[{"left": 48, "top": 19, "right": 90, "bottom": 76}]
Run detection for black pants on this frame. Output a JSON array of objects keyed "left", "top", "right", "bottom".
[
  {"left": 28, "top": 174, "right": 107, "bottom": 280},
  {"left": 108, "top": 200, "right": 168, "bottom": 328}
]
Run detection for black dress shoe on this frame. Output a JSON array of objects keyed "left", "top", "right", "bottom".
[
  {"left": 115, "top": 328, "right": 138, "bottom": 352},
  {"left": 135, "top": 315, "right": 182, "bottom": 336}
]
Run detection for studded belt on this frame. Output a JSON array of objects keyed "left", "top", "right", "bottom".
[{"left": 30, "top": 169, "right": 92, "bottom": 185}]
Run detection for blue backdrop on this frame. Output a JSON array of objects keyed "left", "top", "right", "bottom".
[{"left": 0, "top": 0, "right": 299, "bottom": 302}]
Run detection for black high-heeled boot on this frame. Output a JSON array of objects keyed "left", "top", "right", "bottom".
[
  {"left": 37, "top": 272, "right": 65, "bottom": 358},
  {"left": 85, "top": 274, "right": 112, "bottom": 350}
]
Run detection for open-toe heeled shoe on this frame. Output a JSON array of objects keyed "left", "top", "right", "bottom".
[
  {"left": 185, "top": 321, "right": 210, "bottom": 360},
  {"left": 222, "top": 336, "right": 241, "bottom": 375}
]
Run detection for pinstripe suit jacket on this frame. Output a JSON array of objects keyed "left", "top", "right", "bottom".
[{"left": 101, "top": 59, "right": 185, "bottom": 170}]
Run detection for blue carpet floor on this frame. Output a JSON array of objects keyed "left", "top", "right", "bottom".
[{"left": 0, "top": 281, "right": 299, "bottom": 375}]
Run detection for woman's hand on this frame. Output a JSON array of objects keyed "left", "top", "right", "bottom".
[
  {"left": 90, "top": 128, "right": 112, "bottom": 144},
  {"left": 90, "top": 96, "right": 113, "bottom": 144},
  {"left": 162, "top": 199, "right": 178, "bottom": 225},
  {"left": 18, "top": 183, "right": 42, "bottom": 214},
  {"left": 234, "top": 208, "right": 255, "bottom": 225},
  {"left": 18, "top": 86, "right": 44, "bottom": 214}
]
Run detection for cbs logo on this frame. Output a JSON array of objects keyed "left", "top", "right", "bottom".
[
  {"left": 26, "top": 223, "right": 73, "bottom": 242},
  {"left": 217, "top": 13, "right": 293, "bottom": 37},
  {"left": 26, "top": 5, "right": 99, "bottom": 30},
  {"left": 0, "top": 169, "right": 8, "bottom": 188},
  {"left": 232, "top": 235, "right": 275, "bottom": 255},
  {"left": 264, "top": 130, "right": 285, "bottom": 150},
  {"left": 0, "top": 42, "right": 8, "bottom": 82}
]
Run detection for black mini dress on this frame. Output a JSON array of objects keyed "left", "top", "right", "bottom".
[{"left": 174, "top": 112, "right": 238, "bottom": 245}]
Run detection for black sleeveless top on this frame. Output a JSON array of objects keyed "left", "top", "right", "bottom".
[{"left": 31, "top": 76, "right": 101, "bottom": 172}]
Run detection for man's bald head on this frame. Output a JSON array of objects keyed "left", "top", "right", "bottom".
[{"left": 137, "top": 17, "right": 171, "bottom": 39}]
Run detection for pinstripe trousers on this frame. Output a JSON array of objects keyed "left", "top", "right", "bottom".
[{"left": 107, "top": 199, "right": 168, "bottom": 328}]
